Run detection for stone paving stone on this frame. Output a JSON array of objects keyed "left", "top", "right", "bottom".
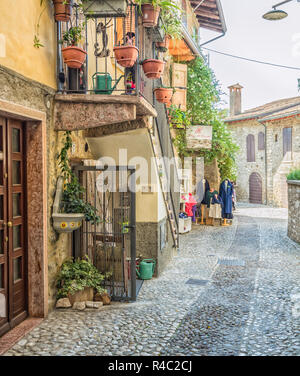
[{"left": 3, "top": 204, "right": 300, "bottom": 356}]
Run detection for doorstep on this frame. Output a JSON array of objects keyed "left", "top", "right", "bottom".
[{"left": 0, "top": 318, "right": 43, "bottom": 355}]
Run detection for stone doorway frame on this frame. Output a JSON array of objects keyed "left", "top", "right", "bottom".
[{"left": 0, "top": 99, "right": 48, "bottom": 318}]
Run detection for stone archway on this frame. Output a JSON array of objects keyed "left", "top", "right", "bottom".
[{"left": 249, "top": 172, "right": 262, "bottom": 204}]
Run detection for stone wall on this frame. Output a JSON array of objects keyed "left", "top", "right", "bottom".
[
  {"left": 287, "top": 180, "right": 300, "bottom": 243},
  {"left": 204, "top": 158, "right": 221, "bottom": 191},
  {"left": 227, "top": 119, "right": 266, "bottom": 203}
]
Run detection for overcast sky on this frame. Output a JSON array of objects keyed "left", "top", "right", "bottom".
[{"left": 200, "top": 0, "right": 300, "bottom": 111}]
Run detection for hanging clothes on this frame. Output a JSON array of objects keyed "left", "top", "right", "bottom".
[
  {"left": 209, "top": 194, "right": 223, "bottom": 219},
  {"left": 182, "top": 193, "right": 197, "bottom": 217},
  {"left": 201, "top": 179, "right": 210, "bottom": 204},
  {"left": 205, "top": 190, "right": 218, "bottom": 208},
  {"left": 219, "top": 179, "right": 233, "bottom": 219}
]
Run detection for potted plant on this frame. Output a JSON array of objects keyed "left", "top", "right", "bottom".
[
  {"left": 156, "top": 9, "right": 183, "bottom": 51},
  {"left": 52, "top": 131, "right": 100, "bottom": 233},
  {"left": 154, "top": 85, "right": 173, "bottom": 104},
  {"left": 142, "top": 58, "right": 165, "bottom": 79},
  {"left": 60, "top": 26, "right": 87, "bottom": 69},
  {"left": 52, "top": 0, "right": 72, "bottom": 22},
  {"left": 135, "top": 0, "right": 179, "bottom": 28},
  {"left": 113, "top": 34, "right": 139, "bottom": 68},
  {"left": 56, "top": 257, "right": 107, "bottom": 304}
]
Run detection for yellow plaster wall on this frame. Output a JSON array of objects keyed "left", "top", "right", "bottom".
[{"left": 0, "top": 0, "right": 56, "bottom": 88}]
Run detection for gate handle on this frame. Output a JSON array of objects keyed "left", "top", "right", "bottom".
[{"left": 7, "top": 221, "right": 12, "bottom": 228}]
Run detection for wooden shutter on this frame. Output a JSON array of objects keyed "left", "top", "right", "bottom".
[
  {"left": 258, "top": 132, "right": 265, "bottom": 150},
  {"left": 172, "top": 63, "right": 187, "bottom": 111},
  {"left": 247, "top": 134, "right": 255, "bottom": 162},
  {"left": 283, "top": 127, "right": 292, "bottom": 156}
]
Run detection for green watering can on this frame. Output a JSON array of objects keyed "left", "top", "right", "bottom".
[
  {"left": 136, "top": 259, "right": 156, "bottom": 280},
  {"left": 92, "top": 72, "right": 124, "bottom": 95}
]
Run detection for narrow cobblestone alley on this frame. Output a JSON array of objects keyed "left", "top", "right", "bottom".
[{"left": 3, "top": 205, "right": 300, "bottom": 356}]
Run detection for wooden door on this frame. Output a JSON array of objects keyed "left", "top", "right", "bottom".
[
  {"left": 283, "top": 127, "right": 292, "bottom": 157},
  {"left": 249, "top": 172, "right": 262, "bottom": 204},
  {"left": 0, "top": 117, "right": 27, "bottom": 337}
]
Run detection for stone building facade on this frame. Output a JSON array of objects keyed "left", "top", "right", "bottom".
[
  {"left": 0, "top": 0, "right": 227, "bottom": 337},
  {"left": 226, "top": 85, "right": 300, "bottom": 208}
]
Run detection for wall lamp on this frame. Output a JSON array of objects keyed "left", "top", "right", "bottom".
[{"left": 262, "top": 0, "right": 299, "bottom": 20}]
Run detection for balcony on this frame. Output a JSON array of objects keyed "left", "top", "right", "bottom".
[{"left": 54, "top": 1, "right": 160, "bottom": 132}]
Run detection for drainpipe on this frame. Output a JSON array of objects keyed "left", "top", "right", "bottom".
[
  {"left": 200, "top": 32, "right": 226, "bottom": 47},
  {"left": 258, "top": 119, "right": 268, "bottom": 205}
]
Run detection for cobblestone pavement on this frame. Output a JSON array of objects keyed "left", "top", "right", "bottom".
[{"left": 3, "top": 205, "right": 300, "bottom": 356}]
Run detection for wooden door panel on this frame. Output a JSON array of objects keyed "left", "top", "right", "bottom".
[
  {"left": 0, "top": 117, "right": 8, "bottom": 333},
  {"left": 249, "top": 172, "right": 262, "bottom": 204},
  {"left": 7, "top": 119, "right": 26, "bottom": 324},
  {"left": 0, "top": 117, "right": 26, "bottom": 336}
]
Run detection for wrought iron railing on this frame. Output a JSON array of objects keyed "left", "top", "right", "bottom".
[{"left": 56, "top": 1, "right": 141, "bottom": 97}]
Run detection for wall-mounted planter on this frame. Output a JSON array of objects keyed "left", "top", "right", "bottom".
[
  {"left": 113, "top": 45, "right": 139, "bottom": 68},
  {"left": 154, "top": 87, "right": 173, "bottom": 104},
  {"left": 52, "top": 176, "right": 85, "bottom": 233},
  {"left": 141, "top": 4, "right": 160, "bottom": 27},
  {"left": 52, "top": 0, "right": 72, "bottom": 22},
  {"left": 62, "top": 46, "right": 87, "bottom": 69},
  {"left": 142, "top": 59, "right": 165, "bottom": 79},
  {"left": 82, "top": 0, "right": 128, "bottom": 17}
]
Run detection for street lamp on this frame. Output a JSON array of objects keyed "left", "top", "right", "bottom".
[{"left": 263, "top": 0, "right": 294, "bottom": 20}]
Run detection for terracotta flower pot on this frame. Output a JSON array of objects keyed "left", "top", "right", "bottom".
[
  {"left": 141, "top": 4, "right": 160, "bottom": 27},
  {"left": 154, "top": 87, "right": 173, "bottom": 104},
  {"left": 156, "top": 35, "right": 171, "bottom": 51},
  {"left": 113, "top": 45, "right": 139, "bottom": 68},
  {"left": 52, "top": 0, "right": 72, "bottom": 22},
  {"left": 62, "top": 46, "right": 87, "bottom": 69},
  {"left": 142, "top": 59, "right": 165, "bottom": 79}
]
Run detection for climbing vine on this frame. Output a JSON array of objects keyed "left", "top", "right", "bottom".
[
  {"left": 186, "top": 57, "right": 239, "bottom": 180},
  {"left": 57, "top": 131, "right": 100, "bottom": 223}
]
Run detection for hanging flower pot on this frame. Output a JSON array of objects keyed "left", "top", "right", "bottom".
[
  {"left": 156, "top": 35, "right": 171, "bottom": 52},
  {"left": 142, "top": 59, "right": 165, "bottom": 79},
  {"left": 113, "top": 45, "right": 139, "bottom": 68},
  {"left": 62, "top": 46, "right": 87, "bottom": 69},
  {"left": 52, "top": 0, "right": 72, "bottom": 22},
  {"left": 141, "top": 4, "right": 160, "bottom": 27},
  {"left": 154, "top": 87, "right": 173, "bottom": 104}
]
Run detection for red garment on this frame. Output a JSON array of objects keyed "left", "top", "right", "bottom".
[{"left": 184, "top": 193, "right": 197, "bottom": 217}]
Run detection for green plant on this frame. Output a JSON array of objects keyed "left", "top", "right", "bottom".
[
  {"left": 34, "top": 0, "right": 51, "bottom": 48},
  {"left": 135, "top": 0, "right": 180, "bottom": 13},
  {"left": 57, "top": 131, "right": 100, "bottom": 223},
  {"left": 60, "top": 25, "right": 85, "bottom": 46},
  {"left": 160, "top": 9, "right": 183, "bottom": 39},
  {"left": 185, "top": 57, "right": 239, "bottom": 180},
  {"left": 168, "top": 104, "right": 190, "bottom": 129},
  {"left": 56, "top": 256, "right": 106, "bottom": 299},
  {"left": 287, "top": 169, "right": 300, "bottom": 180}
]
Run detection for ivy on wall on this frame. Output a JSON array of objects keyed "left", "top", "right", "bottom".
[{"left": 174, "top": 57, "right": 239, "bottom": 181}]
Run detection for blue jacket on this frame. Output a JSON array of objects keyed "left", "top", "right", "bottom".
[{"left": 219, "top": 180, "right": 233, "bottom": 215}]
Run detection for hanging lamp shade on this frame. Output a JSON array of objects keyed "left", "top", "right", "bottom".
[{"left": 262, "top": 9, "right": 288, "bottom": 20}]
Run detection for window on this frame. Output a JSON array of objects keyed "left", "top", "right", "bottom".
[
  {"left": 283, "top": 127, "right": 292, "bottom": 156},
  {"left": 258, "top": 132, "right": 265, "bottom": 150},
  {"left": 246, "top": 134, "right": 255, "bottom": 162}
]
